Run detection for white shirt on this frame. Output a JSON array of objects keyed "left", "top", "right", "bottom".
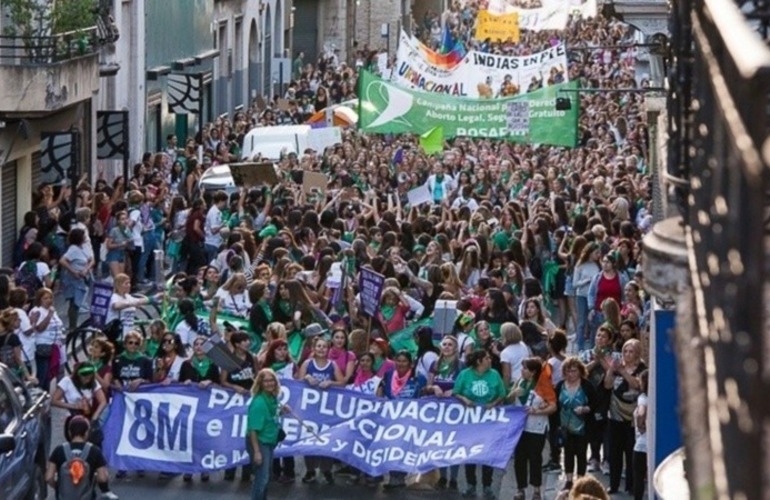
[
  {"left": 500, "top": 342, "right": 531, "bottom": 385},
  {"left": 57, "top": 376, "right": 101, "bottom": 405},
  {"left": 204, "top": 205, "right": 224, "bottom": 247},
  {"left": 415, "top": 351, "right": 439, "bottom": 380},
  {"left": 19, "top": 261, "right": 51, "bottom": 282},
  {"left": 214, "top": 289, "right": 251, "bottom": 317},
  {"left": 105, "top": 293, "right": 137, "bottom": 339},
  {"left": 14, "top": 308, "right": 34, "bottom": 364},
  {"left": 29, "top": 306, "right": 63, "bottom": 346},
  {"left": 519, "top": 390, "right": 549, "bottom": 434},
  {"left": 73, "top": 222, "right": 94, "bottom": 260},
  {"left": 549, "top": 357, "right": 564, "bottom": 386},
  {"left": 164, "top": 356, "right": 185, "bottom": 382},
  {"left": 457, "top": 333, "right": 475, "bottom": 363},
  {"left": 175, "top": 320, "right": 200, "bottom": 348},
  {"left": 128, "top": 208, "right": 144, "bottom": 248}
]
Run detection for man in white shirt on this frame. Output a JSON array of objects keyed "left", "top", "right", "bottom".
[{"left": 205, "top": 191, "right": 229, "bottom": 263}]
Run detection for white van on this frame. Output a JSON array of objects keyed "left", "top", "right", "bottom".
[{"left": 241, "top": 125, "right": 311, "bottom": 161}]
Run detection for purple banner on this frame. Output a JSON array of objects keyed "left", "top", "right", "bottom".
[
  {"left": 90, "top": 282, "right": 113, "bottom": 327},
  {"left": 102, "top": 380, "right": 527, "bottom": 475},
  {"left": 358, "top": 267, "right": 385, "bottom": 317}
]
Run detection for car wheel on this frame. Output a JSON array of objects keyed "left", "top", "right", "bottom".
[{"left": 25, "top": 461, "right": 46, "bottom": 500}]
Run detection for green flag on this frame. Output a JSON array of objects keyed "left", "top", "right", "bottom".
[
  {"left": 357, "top": 69, "right": 579, "bottom": 148},
  {"left": 419, "top": 126, "right": 444, "bottom": 155}
]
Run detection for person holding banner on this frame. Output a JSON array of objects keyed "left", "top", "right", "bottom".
[
  {"left": 261, "top": 339, "right": 297, "bottom": 483},
  {"left": 297, "top": 336, "right": 345, "bottom": 484},
  {"left": 453, "top": 349, "right": 507, "bottom": 498},
  {"left": 220, "top": 330, "right": 259, "bottom": 481},
  {"left": 246, "top": 368, "right": 284, "bottom": 500},
  {"left": 509, "top": 357, "right": 557, "bottom": 500},
  {"left": 376, "top": 350, "right": 428, "bottom": 489},
  {"left": 427, "top": 335, "right": 465, "bottom": 491}
]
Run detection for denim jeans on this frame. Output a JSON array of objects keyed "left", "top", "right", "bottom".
[
  {"left": 575, "top": 296, "right": 590, "bottom": 351},
  {"left": 137, "top": 232, "right": 158, "bottom": 282},
  {"left": 250, "top": 441, "right": 274, "bottom": 500}
]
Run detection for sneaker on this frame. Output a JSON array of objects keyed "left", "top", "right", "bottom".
[
  {"left": 531, "top": 491, "right": 542, "bottom": 500},
  {"left": 101, "top": 492, "right": 120, "bottom": 500},
  {"left": 323, "top": 471, "right": 335, "bottom": 485},
  {"left": 601, "top": 461, "right": 610, "bottom": 475},
  {"left": 183, "top": 474, "right": 192, "bottom": 483},
  {"left": 302, "top": 471, "right": 317, "bottom": 484},
  {"left": 449, "top": 479, "right": 459, "bottom": 491},
  {"left": 201, "top": 473, "right": 210, "bottom": 482},
  {"left": 462, "top": 485, "right": 476, "bottom": 497},
  {"left": 436, "top": 477, "right": 448, "bottom": 490},
  {"left": 482, "top": 486, "right": 496, "bottom": 499},
  {"left": 587, "top": 459, "right": 600, "bottom": 472},
  {"left": 514, "top": 490, "right": 525, "bottom": 500}
]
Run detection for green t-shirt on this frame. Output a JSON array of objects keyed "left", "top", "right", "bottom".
[
  {"left": 247, "top": 392, "right": 280, "bottom": 446},
  {"left": 453, "top": 367, "right": 506, "bottom": 405}
]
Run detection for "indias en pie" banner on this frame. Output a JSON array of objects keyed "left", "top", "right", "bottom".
[{"left": 358, "top": 70, "right": 579, "bottom": 148}]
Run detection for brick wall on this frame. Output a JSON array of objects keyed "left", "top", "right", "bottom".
[{"left": 320, "top": 0, "right": 348, "bottom": 60}]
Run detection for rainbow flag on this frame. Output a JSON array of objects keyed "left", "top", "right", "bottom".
[{"left": 416, "top": 38, "right": 466, "bottom": 69}]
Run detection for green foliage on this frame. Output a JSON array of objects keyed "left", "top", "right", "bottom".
[
  {"left": 2, "top": 0, "right": 97, "bottom": 36},
  {"left": 52, "top": 0, "right": 98, "bottom": 34}
]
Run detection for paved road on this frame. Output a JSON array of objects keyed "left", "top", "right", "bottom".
[{"left": 49, "top": 294, "right": 634, "bottom": 500}]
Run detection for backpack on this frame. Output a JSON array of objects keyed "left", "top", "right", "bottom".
[
  {"left": 58, "top": 442, "right": 94, "bottom": 500},
  {"left": 15, "top": 261, "right": 42, "bottom": 298}
]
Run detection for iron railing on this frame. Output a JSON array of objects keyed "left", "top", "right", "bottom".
[
  {"left": 0, "top": 26, "right": 99, "bottom": 65},
  {"left": 668, "top": 0, "right": 770, "bottom": 497}
]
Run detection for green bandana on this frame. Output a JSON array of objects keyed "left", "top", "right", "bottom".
[
  {"left": 120, "top": 351, "right": 141, "bottom": 361},
  {"left": 380, "top": 304, "right": 396, "bottom": 321},
  {"left": 192, "top": 357, "right": 212, "bottom": 378},
  {"left": 271, "top": 361, "right": 288, "bottom": 372}
]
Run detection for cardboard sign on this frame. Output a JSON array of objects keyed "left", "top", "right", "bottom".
[
  {"left": 302, "top": 170, "right": 328, "bottom": 194},
  {"left": 229, "top": 162, "right": 280, "bottom": 186},
  {"left": 308, "top": 126, "right": 343, "bottom": 152},
  {"left": 276, "top": 98, "right": 291, "bottom": 111},
  {"left": 407, "top": 184, "right": 433, "bottom": 207},
  {"left": 255, "top": 95, "right": 267, "bottom": 111}
]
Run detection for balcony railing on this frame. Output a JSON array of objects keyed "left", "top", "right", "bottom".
[
  {"left": 0, "top": 26, "right": 99, "bottom": 65},
  {"left": 667, "top": 0, "right": 770, "bottom": 497}
]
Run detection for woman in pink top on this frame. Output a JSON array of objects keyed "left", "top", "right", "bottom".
[
  {"left": 328, "top": 327, "right": 356, "bottom": 383},
  {"left": 376, "top": 286, "right": 411, "bottom": 335}
]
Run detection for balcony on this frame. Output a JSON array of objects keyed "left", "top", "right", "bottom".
[{"left": 0, "top": 27, "right": 101, "bottom": 116}]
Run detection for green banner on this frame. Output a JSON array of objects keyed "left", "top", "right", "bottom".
[{"left": 357, "top": 70, "right": 579, "bottom": 148}]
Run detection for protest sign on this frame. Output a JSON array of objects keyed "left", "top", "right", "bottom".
[
  {"left": 307, "top": 126, "right": 342, "bottom": 152},
  {"left": 506, "top": 101, "right": 530, "bottom": 134},
  {"left": 359, "top": 70, "right": 579, "bottom": 148},
  {"left": 89, "top": 282, "right": 113, "bottom": 327},
  {"left": 229, "top": 162, "right": 279, "bottom": 186},
  {"left": 407, "top": 184, "right": 433, "bottom": 207},
  {"left": 358, "top": 267, "right": 385, "bottom": 317},
  {"left": 475, "top": 10, "right": 520, "bottom": 43},
  {"left": 302, "top": 171, "right": 328, "bottom": 194},
  {"left": 487, "top": 0, "right": 570, "bottom": 31},
  {"left": 102, "top": 381, "right": 528, "bottom": 475},
  {"left": 392, "top": 31, "right": 568, "bottom": 98}
]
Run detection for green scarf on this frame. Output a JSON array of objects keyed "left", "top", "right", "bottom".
[
  {"left": 271, "top": 361, "right": 288, "bottom": 372},
  {"left": 145, "top": 339, "right": 160, "bottom": 359},
  {"left": 120, "top": 351, "right": 141, "bottom": 361},
  {"left": 373, "top": 356, "right": 385, "bottom": 373},
  {"left": 518, "top": 379, "right": 535, "bottom": 405},
  {"left": 192, "top": 356, "right": 212, "bottom": 378},
  {"left": 380, "top": 304, "right": 396, "bottom": 321},
  {"left": 90, "top": 359, "right": 104, "bottom": 373},
  {"left": 436, "top": 358, "right": 456, "bottom": 378}
]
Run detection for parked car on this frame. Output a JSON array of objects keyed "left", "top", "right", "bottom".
[{"left": 0, "top": 363, "right": 51, "bottom": 499}]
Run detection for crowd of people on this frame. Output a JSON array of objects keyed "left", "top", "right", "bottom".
[{"left": 0, "top": 2, "right": 655, "bottom": 500}]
